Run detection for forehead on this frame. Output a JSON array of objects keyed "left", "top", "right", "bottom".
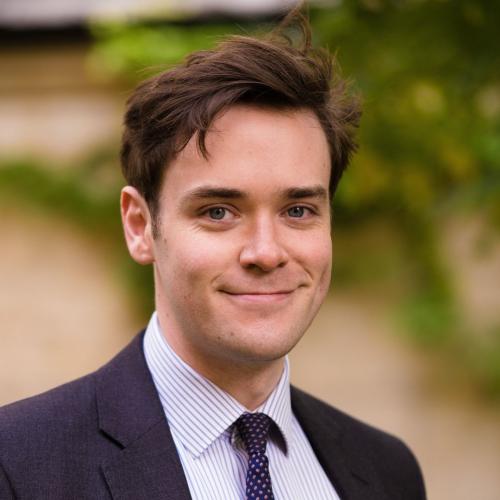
[{"left": 161, "top": 105, "right": 331, "bottom": 198}]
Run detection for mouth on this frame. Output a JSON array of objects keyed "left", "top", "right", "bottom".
[{"left": 219, "top": 290, "right": 295, "bottom": 304}]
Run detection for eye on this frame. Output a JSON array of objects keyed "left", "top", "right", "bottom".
[
  {"left": 207, "top": 207, "right": 227, "bottom": 220},
  {"left": 287, "top": 205, "right": 310, "bottom": 218},
  {"left": 198, "top": 204, "right": 238, "bottom": 226}
]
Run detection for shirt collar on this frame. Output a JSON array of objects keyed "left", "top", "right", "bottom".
[{"left": 143, "top": 312, "right": 292, "bottom": 458}]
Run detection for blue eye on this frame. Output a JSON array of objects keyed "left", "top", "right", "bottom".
[
  {"left": 208, "top": 207, "right": 226, "bottom": 220},
  {"left": 287, "top": 206, "right": 306, "bottom": 218}
]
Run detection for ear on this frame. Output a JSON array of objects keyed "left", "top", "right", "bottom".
[{"left": 120, "top": 186, "right": 155, "bottom": 265}]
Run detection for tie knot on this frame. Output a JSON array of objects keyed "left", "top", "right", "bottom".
[{"left": 236, "top": 412, "right": 272, "bottom": 457}]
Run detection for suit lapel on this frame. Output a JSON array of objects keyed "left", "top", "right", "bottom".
[
  {"left": 95, "top": 333, "right": 191, "bottom": 500},
  {"left": 100, "top": 420, "right": 191, "bottom": 500},
  {"left": 291, "top": 386, "right": 388, "bottom": 500}
]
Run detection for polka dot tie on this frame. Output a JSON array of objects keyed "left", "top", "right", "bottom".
[{"left": 236, "top": 412, "right": 275, "bottom": 500}]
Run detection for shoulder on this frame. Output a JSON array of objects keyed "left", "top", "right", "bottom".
[
  {"left": 0, "top": 372, "right": 103, "bottom": 496},
  {"left": 0, "top": 331, "right": 146, "bottom": 445},
  {"left": 291, "top": 386, "right": 426, "bottom": 499},
  {"left": 292, "top": 386, "right": 411, "bottom": 453},
  {"left": 0, "top": 372, "right": 98, "bottom": 459},
  {"left": 0, "top": 333, "right": 147, "bottom": 498}
]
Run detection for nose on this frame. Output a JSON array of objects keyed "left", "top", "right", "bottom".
[{"left": 239, "top": 217, "right": 289, "bottom": 272}]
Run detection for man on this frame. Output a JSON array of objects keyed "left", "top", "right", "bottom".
[{"left": 0, "top": 12, "right": 425, "bottom": 500}]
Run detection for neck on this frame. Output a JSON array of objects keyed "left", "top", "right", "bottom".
[{"left": 193, "top": 355, "right": 285, "bottom": 411}]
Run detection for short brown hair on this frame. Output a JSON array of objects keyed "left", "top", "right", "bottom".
[{"left": 121, "top": 11, "right": 361, "bottom": 221}]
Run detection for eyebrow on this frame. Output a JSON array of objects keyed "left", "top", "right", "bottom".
[
  {"left": 284, "top": 186, "right": 328, "bottom": 200},
  {"left": 184, "top": 187, "right": 247, "bottom": 200},
  {"left": 181, "top": 184, "right": 328, "bottom": 205}
]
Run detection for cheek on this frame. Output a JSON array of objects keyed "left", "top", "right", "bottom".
[
  {"left": 296, "top": 232, "right": 332, "bottom": 272},
  {"left": 162, "top": 232, "right": 237, "bottom": 287},
  {"left": 318, "top": 235, "right": 333, "bottom": 264},
  {"left": 317, "top": 242, "right": 333, "bottom": 291},
  {"left": 297, "top": 233, "right": 332, "bottom": 300}
]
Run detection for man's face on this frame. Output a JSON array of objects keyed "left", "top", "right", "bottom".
[{"left": 150, "top": 105, "right": 332, "bottom": 370}]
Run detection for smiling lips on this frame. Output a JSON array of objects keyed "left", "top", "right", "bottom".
[{"left": 221, "top": 289, "right": 296, "bottom": 304}]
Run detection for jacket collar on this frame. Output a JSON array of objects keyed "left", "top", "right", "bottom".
[
  {"left": 95, "top": 332, "right": 192, "bottom": 500},
  {"left": 291, "top": 386, "right": 389, "bottom": 500}
]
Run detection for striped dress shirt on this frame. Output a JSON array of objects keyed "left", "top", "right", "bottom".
[{"left": 143, "top": 312, "right": 340, "bottom": 500}]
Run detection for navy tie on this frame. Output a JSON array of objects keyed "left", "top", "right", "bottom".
[{"left": 236, "top": 412, "right": 275, "bottom": 500}]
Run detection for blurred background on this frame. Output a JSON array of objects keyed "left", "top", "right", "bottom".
[{"left": 1, "top": 0, "right": 499, "bottom": 498}]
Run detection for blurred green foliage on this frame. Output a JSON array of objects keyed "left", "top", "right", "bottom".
[
  {"left": 311, "top": 0, "right": 500, "bottom": 398},
  {"left": 316, "top": 0, "right": 500, "bottom": 221},
  {"left": 88, "top": 22, "right": 248, "bottom": 81},
  {"left": 1, "top": 0, "right": 499, "bottom": 398}
]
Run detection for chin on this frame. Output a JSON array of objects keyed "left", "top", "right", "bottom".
[
  {"left": 229, "top": 346, "right": 291, "bottom": 366},
  {"left": 218, "top": 323, "right": 306, "bottom": 364}
]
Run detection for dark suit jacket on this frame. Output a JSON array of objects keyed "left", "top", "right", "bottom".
[{"left": 0, "top": 332, "right": 425, "bottom": 499}]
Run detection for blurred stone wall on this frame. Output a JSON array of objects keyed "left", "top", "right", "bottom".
[{"left": 0, "top": 40, "right": 123, "bottom": 161}]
